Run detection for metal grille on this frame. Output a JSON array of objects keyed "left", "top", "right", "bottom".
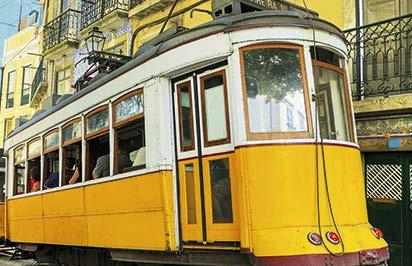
[
  {"left": 410, "top": 165, "right": 412, "bottom": 201},
  {"left": 344, "top": 14, "right": 412, "bottom": 99},
  {"left": 80, "top": 0, "right": 129, "bottom": 30},
  {"left": 43, "top": 9, "right": 81, "bottom": 52},
  {"left": 366, "top": 164, "right": 402, "bottom": 201}
]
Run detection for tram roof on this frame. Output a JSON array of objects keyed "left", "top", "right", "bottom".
[{"left": 8, "top": 10, "right": 343, "bottom": 141}]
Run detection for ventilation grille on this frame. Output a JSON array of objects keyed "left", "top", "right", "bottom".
[{"left": 366, "top": 164, "right": 402, "bottom": 201}]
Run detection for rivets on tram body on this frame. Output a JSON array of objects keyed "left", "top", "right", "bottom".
[
  {"left": 307, "top": 232, "right": 322, "bottom": 245},
  {"left": 371, "top": 227, "right": 383, "bottom": 239},
  {"left": 325, "top": 231, "right": 340, "bottom": 245}
]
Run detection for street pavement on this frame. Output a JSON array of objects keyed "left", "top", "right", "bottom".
[{"left": 0, "top": 255, "right": 36, "bottom": 266}]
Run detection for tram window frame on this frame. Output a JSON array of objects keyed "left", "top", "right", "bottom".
[
  {"left": 13, "top": 145, "right": 26, "bottom": 196},
  {"left": 112, "top": 89, "right": 145, "bottom": 174},
  {"left": 176, "top": 81, "right": 195, "bottom": 152},
  {"left": 199, "top": 70, "right": 231, "bottom": 147},
  {"left": 311, "top": 59, "right": 355, "bottom": 142},
  {"left": 43, "top": 129, "right": 60, "bottom": 189},
  {"left": 85, "top": 105, "right": 110, "bottom": 180},
  {"left": 239, "top": 43, "right": 313, "bottom": 140},
  {"left": 27, "top": 137, "right": 42, "bottom": 193},
  {"left": 62, "top": 118, "right": 82, "bottom": 185}
]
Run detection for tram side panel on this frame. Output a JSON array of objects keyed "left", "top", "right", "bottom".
[
  {"left": 7, "top": 171, "right": 176, "bottom": 251},
  {"left": 235, "top": 144, "right": 387, "bottom": 257}
]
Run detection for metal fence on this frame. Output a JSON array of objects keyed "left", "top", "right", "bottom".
[
  {"left": 43, "top": 9, "right": 81, "bottom": 52},
  {"left": 81, "top": 0, "right": 129, "bottom": 30},
  {"left": 344, "top": 14, "right": 412, "bottom": 99}
]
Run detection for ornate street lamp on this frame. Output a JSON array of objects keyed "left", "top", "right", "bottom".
[
  {"left": 85, "top": 27, "right": 106, "bottom": 54},
  {"left": 75, "top": 27, "right": 131, "bottom": 91}
]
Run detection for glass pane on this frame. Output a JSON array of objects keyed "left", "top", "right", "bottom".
[
  {"left": 185, "top": 164, "right": 197, "bottom": 224},
  {"left": 179, "top": 84, "right": 194, "bottom": 150},
  {"left": 364, "top": 0, "right": 399, "bottom": 24},
  {"left": 87, "top": 108, "right": 109, "bottom": 134},
  {"left": 8, "top": 71, "right": 15, "bottom": 93},
  {"left": 209, "top": 158, "right": 233, "bottom": 224},
  {"left": 44, "top": 131, "right": 59, "bottom": 151},
  {"left": 313, "top": 67, "right": 350, "bottom": 141},
  {"left": 28, "top": 139, "right": 41, "bottom": 158},
  {"left": 15, "top": 164, "right": 25, "bottom": 194},
  {"left": 115, "top": 93, "right": 144, "bottom": 123},
  {"left": 63, "top": 121, "right": 81, "bottom": 143},
  {"left": 14, "top": 146, "right": 24, "bottom": 165},
  {"left": 243, "top": 48, "right": 308, "bottom": 134},
  {"left": 203, "top": 76, "right": 228, "bottom": 142}
]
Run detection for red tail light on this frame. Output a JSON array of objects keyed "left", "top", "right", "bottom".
[
  {"left": 371, "top": 228, "right": 383, "bottom": 239},
  {"left": 325, "top": 231, "right": 340, "bottom": 245},
  {"left": 307, "top": 232, "right": 322, "bottom": 245}
]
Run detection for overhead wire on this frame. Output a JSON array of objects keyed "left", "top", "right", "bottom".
[{"left": 302, "top": 0, "right": 345, "bottom": 257}]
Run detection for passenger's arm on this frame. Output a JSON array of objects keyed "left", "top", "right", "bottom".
[
  {"left": 92, "top": 157, "right": 103, "bottom": 179},
  {"left": 69, "top": 168, "right": 80, "bottom": 184}
]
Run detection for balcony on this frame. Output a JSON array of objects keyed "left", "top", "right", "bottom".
[
  {"left": 345, "top": 14, "right": 412, "bottom": 100},
  {"left": 80, "top": 0, "right": 129, "bottom": 30},
  {"left": 30, "top": 59, "right": 48, "bottom": 109},
  {"left": 43, "top": 9, "right": 81, "bottom": 52}
]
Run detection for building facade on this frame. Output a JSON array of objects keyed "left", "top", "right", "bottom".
[
  {"left": 343, "top": 0, "right": 412, "bottom": 265},
  {"left": 0, "top": 19, "right": 41, "bottom": 148}
]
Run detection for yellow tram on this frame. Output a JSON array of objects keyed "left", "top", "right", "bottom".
[{"left": 3, "top": 4, "right": 389, "bottom": 266}]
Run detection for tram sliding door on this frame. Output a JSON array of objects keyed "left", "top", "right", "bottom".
[{"left": 174, "top": 67, "right": 239, "bottom": 245}]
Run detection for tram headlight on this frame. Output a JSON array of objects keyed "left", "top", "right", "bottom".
[
  {"left": 307, "top": 232, "right": 322, "bottom": 245},
  {"left": 371, "top": 227, "right": 383, "bottom": 239},
  {"left": 325, "top": 231, "right": 340, "bottom": 245}
]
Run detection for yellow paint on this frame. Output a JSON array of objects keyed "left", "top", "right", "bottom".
[
  {"left": 7, "top": 171, "right": 176, "bottom": 251},
  {"left": 0, "top": 204, "right": 5, "bottom": 238},
  {"left": 236, "top": 144, "right": 387, "bottom": 256},
  {"left": 292, "top": 0, "right": 344, "bottom": 29}
]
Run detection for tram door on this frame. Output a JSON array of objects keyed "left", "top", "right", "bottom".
[
  {"left": 173, "top": 68, "right": 240, "bottom": 245},
  {"left": 365, "top": 152, "right": 412, "bottom": 266}
]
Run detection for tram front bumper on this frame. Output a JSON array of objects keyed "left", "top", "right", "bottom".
[{"left": 254, "top": 246, "right": 389, "bottom": 266}]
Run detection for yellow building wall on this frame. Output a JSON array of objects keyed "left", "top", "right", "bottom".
[
  {"left": 0, "top": 26, "right": 40, "bottom": 148},
  {"left": 7, "top": 171, "right": 176, "bottom": 251},
  {"left": 292, "top": 0, "right": 344, "bottom": 29}
]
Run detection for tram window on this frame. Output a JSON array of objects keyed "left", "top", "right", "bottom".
[
  {"left": 62, "top": 120, "right": 82, "bottom": 185},
  {"left": 200, "top": 71, "right": 231, "bottom": 147},
  {"left": 27, "top": 138, "right": 41, "bottom": 192},
  {"left": 86, "top": 106, "right": 110, "bottom": 180},
  {"left": 87, "top": 134, "right": 110, "bottom": 179},
  {"left": 209, "top": 158, "right": 233, "bottom": 223},
  {"left": 313, "top": 64, "right": 351, "bottom": 142},
  {"left": 240, "top": 45, "right": 311, "bottom": 140},
  {"left": 177, "top": 82, "right": 195, "bottom": 151},
  {"left": 28, "top": 157, "right": 40, "bottom": 193},
  {"left": 113, "top": 89, "right": 145, "bottom": 174},
  {"left": 185, "top": 164, "right": 197, "bottom": 224},
  {"left": 43, "top": 130, "right": 60, "bottom": 189},
  {"left": 13, "top": 146, "right": 25, "bottom": 195}
]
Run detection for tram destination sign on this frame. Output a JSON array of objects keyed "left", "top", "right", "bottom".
[{"left": 237, "top": 0, "right": 318, "bottom": 16}]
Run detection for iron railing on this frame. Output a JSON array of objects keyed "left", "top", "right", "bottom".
[
  {"left": 345, "top": 14, "right": 412, "bottom": 99},
  {"left": 80, "top": 0, "right": 129, "bottom": 30},
  {"left": 43, "top": 9, "right": 81, "bottom": 52},
  {"left": 31, "top": 59, "right": 47, "bottom": 101}
]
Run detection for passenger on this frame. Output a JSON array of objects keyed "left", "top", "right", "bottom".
[
  {"left": 68, "top": 159, "right": 81, "bottom": 184},
  {"left": 29, "top": 166, "right": 40, "bottom": 192},
  {"left": 45, "top": 159, "right": 79, "bottom": 189},
  {"left": 92, "top": 145, "right": 132, "bottom": 179}
]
